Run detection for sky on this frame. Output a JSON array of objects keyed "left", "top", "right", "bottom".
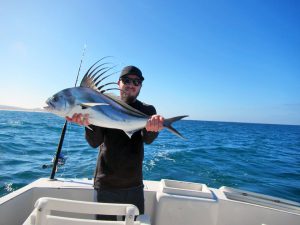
[{"left": 0, "top": 0, "right": 299, "bottom": 125}]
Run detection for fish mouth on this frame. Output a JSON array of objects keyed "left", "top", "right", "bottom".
[
  {"left": 43, "top": 105, "right": 51, "bottom": 111},
  {"left": 43, "top": 101, "right": 54, "bottom": 111}
]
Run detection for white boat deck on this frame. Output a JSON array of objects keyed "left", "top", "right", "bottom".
[{"left": 0, "top": 178, "right": 299, "bottom": 225}]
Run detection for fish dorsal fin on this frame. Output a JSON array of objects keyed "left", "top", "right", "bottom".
[
  {"left": 79, "top": 57, "right": 118, "bottom": 92},
  {"left": 104, "top": 93, "right": 148, "bottom": 118}
]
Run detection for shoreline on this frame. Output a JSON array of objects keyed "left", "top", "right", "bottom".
[{"left": 0, "top": 108, "right": 46, "bottom": 113}]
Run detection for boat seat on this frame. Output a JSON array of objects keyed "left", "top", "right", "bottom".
[{"left": 23, "top": 197, "right": 151, "bottom": 225}]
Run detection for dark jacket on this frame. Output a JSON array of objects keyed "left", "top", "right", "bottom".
[{"left": 85, "top": 99, "right": 158, "bottom": 189}]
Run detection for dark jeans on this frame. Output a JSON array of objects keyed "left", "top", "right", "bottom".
[{"left": 95, "top": 185, "right": 144, "bottom": 221}]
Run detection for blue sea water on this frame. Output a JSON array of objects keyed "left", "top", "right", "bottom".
[{"left": 0, "top": 110, "right": 299, "bottom": 203}]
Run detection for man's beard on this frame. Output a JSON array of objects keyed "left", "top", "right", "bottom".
[{"left": 121, "top": 90, "right": 140, "bottom": 104}]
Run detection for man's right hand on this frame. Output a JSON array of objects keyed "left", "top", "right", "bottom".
[{"left": 66, "top": 113, "right": 90, "bottom": 126}]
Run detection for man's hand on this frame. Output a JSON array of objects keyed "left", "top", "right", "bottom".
[
  {"left": 145, "top": 115, "right": 164, "bottom": 132},
  {"left": 66, "top": 113, "right": 90, "bottom": 126}
]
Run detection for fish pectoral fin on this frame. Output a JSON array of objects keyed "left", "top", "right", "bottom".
[{"left": 80, "top": 102, "right": 109, "bottom": 109}]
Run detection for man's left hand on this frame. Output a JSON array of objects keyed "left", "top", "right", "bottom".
[{"left": 145, "top": 115, "right": 164, "bottom": 132}]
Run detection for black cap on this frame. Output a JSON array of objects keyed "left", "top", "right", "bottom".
[{"left": 120, "top": 65, "right": 144, "bottom": 81}]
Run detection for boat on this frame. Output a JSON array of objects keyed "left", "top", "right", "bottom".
[{"left": 0, "top": 177, "right": 299, "bottom": 225}]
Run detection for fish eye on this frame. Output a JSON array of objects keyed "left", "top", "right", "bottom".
[{"left": 53, "top": 95, "right": 59, "bottom": 102}]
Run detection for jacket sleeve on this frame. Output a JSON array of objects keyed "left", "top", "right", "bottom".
[
  {"left": 85, "top": 125, "right": 105, "bottom": 148},
  {"left": 141, "top": 105, "right": 159, "bottom": 144},
  {"left": 142, "top": 128, "right": 159, "bottom": 144}
]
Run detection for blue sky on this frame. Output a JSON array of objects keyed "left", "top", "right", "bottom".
[{"left": 0, "top": 0, "right": 299, "bottom": 125}]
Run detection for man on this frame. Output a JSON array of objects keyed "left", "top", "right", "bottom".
[{"left": 67, "top": 65, "right": 164, "bottom": 219}]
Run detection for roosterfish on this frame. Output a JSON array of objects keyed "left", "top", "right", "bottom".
[{"left": 44, "top": 60, "right": 188, "bottom": 139}]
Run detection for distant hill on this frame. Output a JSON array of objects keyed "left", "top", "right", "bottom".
[{"left": 0, "top": 105, "right": 44, "bottom": 112}]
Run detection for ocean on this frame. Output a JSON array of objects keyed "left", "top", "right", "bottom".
[{"left": 0, "top": 110, "right": 299, "bottom": 203}]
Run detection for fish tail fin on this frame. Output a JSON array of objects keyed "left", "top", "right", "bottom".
[{"left": 163, "top": 115, "right": 188, "bottom": 139}]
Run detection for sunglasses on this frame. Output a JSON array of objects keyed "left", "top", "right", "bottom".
[{"left": 120, "top": 77, "right": 142, "bottom": 86}]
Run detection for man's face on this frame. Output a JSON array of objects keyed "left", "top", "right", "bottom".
[{"left": 118, "top": 74, "right": 142, "bottom": 104}]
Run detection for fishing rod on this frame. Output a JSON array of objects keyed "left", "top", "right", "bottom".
[{"left": 48, "top": 45, "right": 87, "bottom": 180}]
